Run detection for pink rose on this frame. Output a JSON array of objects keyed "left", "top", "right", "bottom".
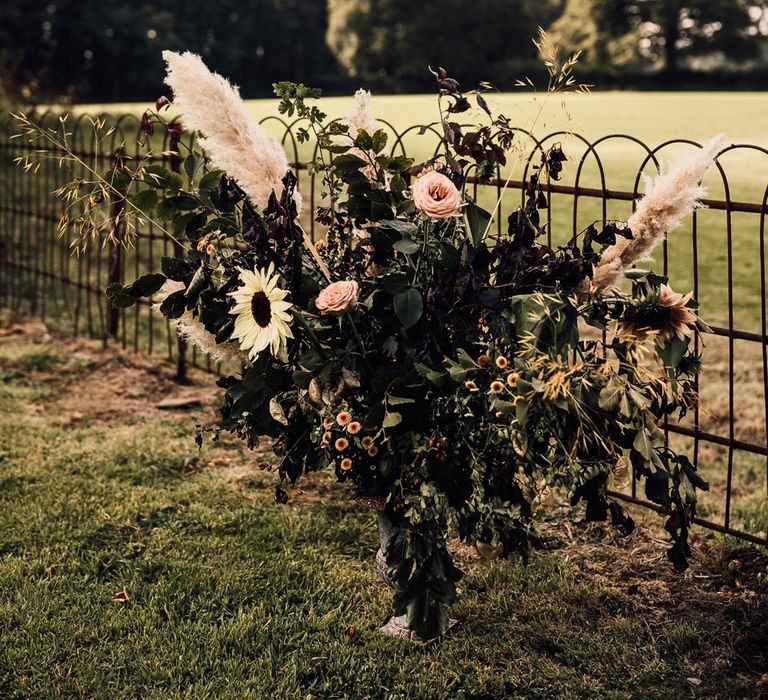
[
  {"left": 316, "top": 280, "right": 359, "bottom": 314},
  {"left": 412, "top": 170, "right": 462, "bottom": 219}
]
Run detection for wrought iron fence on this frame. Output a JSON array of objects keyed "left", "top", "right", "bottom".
[{"left": 0, "top": 110, "right": 766, "bottom": 547}]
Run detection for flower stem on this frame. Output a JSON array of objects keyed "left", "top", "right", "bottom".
[
  {"left": 346, "top": 313, "right": 373, "bottom": 371},
  {"left": 290, "top": 308, "right": 327, "bottom": 359}
]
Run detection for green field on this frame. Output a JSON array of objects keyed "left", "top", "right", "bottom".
[{"left": 0, "top": 330, "right": 765, "bottom": 699}]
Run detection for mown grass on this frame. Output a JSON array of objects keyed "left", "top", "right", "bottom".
[{"left": 0, "top": 332, "right": 766, "bottom": 699}]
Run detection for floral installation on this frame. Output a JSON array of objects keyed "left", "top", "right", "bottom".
[{"left": 18, "top": 50, "right": 723, "bottom": 642}]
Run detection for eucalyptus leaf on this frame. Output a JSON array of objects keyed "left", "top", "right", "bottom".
[
  {"left": 392, "top": 239, "right": 421, "bottom": 255},
  {"left": 127, "top": 273, "right": 166, "bottom": 297},
  {"left": 159, "top": 289, "right": 187, "bottom": 318},
  {"left": 465, "top": 198, "right": 492, "bottom": 244},
  {"left": 393, "top": 288, "right": 423, "bottom": 329},
  {"left": 382, "top": 411, "right": 402, "bottom": 428}
]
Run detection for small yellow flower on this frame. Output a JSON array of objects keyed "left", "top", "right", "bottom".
[
  {"left": 361, "top": 436, "right": 374, "bottom": 449},
  {"left": 340, "top": 458, "right": 353, "bottom": 471},
  {"left": 506, "top": 372, "right": 519, "bottom": 388},
  {"left": 490, "top": 380, "right": 504, "bottom": 394},
  {"left": 367, "top": 446, "right": 379, "bottom": 457},
  {"left": 323, "top": 417, "right": 333, "bottom": 429},
  {"left": 336, "top": 411, "right": 352, "bottom": 426},
  {"left": 477, "top": 354, "right": 491, "bottom": 368},
  {"left": 464, "top": 380, "right": 478, "bottom": 391},
  {"left": 206, "top": 243, "right": 215, "bottom": 255},
  {"left": 495, "top": 356, "right": 508, "bottom": 369},
  {"left": 335, "top": 437, "right": 349, "bottom": 451},
  {"left": 347, "top": 421, "right": 362, "bottom": 434},
  {"left": 514, "top": 395, "right": 525, "bottom": 405},
  {"left": 196, "top": 240, "right": 206, "bottom": 252},
  {"left": 323, "top": 431, "right": 332, "bottom": 442}
]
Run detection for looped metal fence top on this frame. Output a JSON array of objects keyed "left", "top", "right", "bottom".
[{"left": 0, "top": 110, "right": 766, "bottom": 546}]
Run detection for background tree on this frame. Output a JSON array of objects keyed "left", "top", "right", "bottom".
[
  {"left": 0, "top": 0, "right": 342, "bottom": 103},
  {"left": 549, "top": 0, "right": 767, "bottom": 75},
  {"left": 327, "top": 0, "right": 564, "bottom": 92},
  {"left": 0, "top": 0, "right": 766, "bottom": 103}
]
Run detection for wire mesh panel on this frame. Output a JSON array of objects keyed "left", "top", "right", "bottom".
[{"left": 0, "top": 111, "right": 765, "bottom": 545}]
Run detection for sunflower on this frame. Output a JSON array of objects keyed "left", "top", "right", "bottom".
[
  {"left": 619, "top": 284, "right": 697, "bottom": 342},
  {"left": 229, "top": 263, "right": 293, "bottom": 361}
]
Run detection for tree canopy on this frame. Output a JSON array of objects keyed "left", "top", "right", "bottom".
[
  {"left": 0, "top": 0, "right": 765, "bottom": 103},
  {"left": 549, "top": 0, "right": 767, "bottom": 75}
]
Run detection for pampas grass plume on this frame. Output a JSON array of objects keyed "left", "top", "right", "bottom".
[
  {"left": 163, "top": 50, "right": 300, "bottom": 212},
  {"left": 592, "top": 133, "right": 727, "bottom": 293},
  {"left": 156, "top": 281, "right": 247, "bottom": 364},
  {"left": 344, "top": 89, "right": 380, "bottom": 139}
]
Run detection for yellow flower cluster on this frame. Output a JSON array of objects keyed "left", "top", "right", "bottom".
[
  {"left": 463, "top": 353, "right": 525, "bottom": 403},
  {"left": 195, "top": 228, "right": 224, "bottom": 255},
  {"left": 320, "top": 410, "right": 380, "bottom": 471}
]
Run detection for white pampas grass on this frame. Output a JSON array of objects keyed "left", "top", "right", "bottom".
[
  {"left": 343, "top": 89, "right": 380, "bottom": 139},
  {"left": 343, "top": 89, "right": 382, "bottom": 180},
  {"left": 156, "top": 281, "right": 247, "bottom": 364},
  {"left": 162, "top": 50, "right": 300, "bottom": 212},
  {"left": 592, "top": 133, "right": 727, "bottom": 293}
]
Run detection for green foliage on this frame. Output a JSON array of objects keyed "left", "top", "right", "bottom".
[
  {"left": 336, "top": 0, "right": 550, "bottom": 91},
  {"left": 96, "top": 76, "right": 710, "bottom": 641}
]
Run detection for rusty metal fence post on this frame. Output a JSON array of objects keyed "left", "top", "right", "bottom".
[
  {"left": 106, "top": 148, "right": 127, "bottom": 340},
  {"left": 169, "top": 139, "right": 189, "bottom": 384}
]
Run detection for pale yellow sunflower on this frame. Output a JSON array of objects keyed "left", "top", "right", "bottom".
[
  {"left": 229, "top": 263, "right": 293, "bottom": 360},
  {"left": 618, "top": 284, "right": 697, "bottom": 342}
]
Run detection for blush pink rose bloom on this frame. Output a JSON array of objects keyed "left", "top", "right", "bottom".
[
  {"left": 412, "top": 171, "right": 462, "bottom": 219},
  {"left": 315, "top": 280, "right": 359, "bottom": 314}
]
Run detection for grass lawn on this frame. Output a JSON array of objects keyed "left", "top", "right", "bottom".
[{"left": 0, "top": 323, "right": 766, "bottom": 699}]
